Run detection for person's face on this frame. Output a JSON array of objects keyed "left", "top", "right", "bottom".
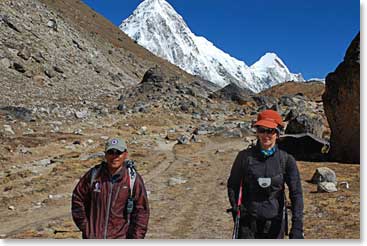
[
  {"left": 256, "top": 126, "right": 277, "bottom": 150},
  {"left": 105, "top": 149, "right": 128, "bottom": 173}
]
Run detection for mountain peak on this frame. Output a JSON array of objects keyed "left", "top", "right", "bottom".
[
  {"left": 120, "top": 2, "right": 303, "bottom": 92},
  {"left": 251, "top": 52, "right": 286, "bottom": 69},
  {"left": 133, "top": 0, "right": 175, "bottom": 14}
]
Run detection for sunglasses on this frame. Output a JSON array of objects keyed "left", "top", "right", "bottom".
[
  {"left": 257, "top": 127, "right": 276, "bottom": 134},
  {"left": 106, "top": 149, "right": 124, "bottom": 156}
]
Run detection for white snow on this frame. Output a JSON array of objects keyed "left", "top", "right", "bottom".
[{"left": 120, "top": 0, "right": 304, "bottom": 92}]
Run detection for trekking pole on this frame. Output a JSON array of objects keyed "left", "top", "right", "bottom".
[
  {"left": 232, "top": 180, "right": 243, "bottom": 239},
  {"left": 284, "top": 196, "right": 291, "bottom": 236},
  {"left": 284, "top": 201, "right": 289, "bottom": 236}
]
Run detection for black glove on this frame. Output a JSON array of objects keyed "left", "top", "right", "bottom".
[
  {"left": 289, "top": 228, "right": 304, "bottom": 239},
  {"left": 230, "top": 205, "right": 247, "bottom": 221}
]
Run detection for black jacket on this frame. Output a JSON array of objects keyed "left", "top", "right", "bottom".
[{"left": 227, "top": 143, "right": 304, "bottom": 235}]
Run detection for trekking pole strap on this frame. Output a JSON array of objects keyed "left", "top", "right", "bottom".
[{"left": 125, "top": 160, "right": 137, "bottom": 225}]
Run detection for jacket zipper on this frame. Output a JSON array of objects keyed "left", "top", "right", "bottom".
[{"left": 103, "top": 181, "right": 114, "bottom": 239}]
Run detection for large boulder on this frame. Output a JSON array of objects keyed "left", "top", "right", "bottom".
[
  {"left": 278, "top": 133, "right": 329, "bottom": 161},
  {"left": 285, "top": 113, "right": 324, "bottom": 139},
  {"left": 141, "top": 66, "right": 165, "bottom": 84},
  {"left": 322, "top": 33, "right": 360, "bottom": 163}
]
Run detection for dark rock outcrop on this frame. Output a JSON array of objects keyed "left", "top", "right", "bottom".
[
  {"left": 322, "top": 33, "right": 360, "bottom": 163},
  {"left": 209, "top": 83, "right": 254, "bottom": 104},
  {"left": 141, "top": 66, "right": 164, "bottom": 84},
  {"left": 278, "top": 133, "right": 329, "bottom": 161}
]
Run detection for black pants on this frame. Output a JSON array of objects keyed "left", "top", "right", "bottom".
[{"left": 238, "top": 215, "right": 285, "bottom": 239}]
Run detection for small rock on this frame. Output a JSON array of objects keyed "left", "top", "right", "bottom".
[
  {"left": 75, "top": 110, "right": 88, "bottom": 119},
  {"left": 53, "top": 65, "right": 64, "bottom": 74},
  {"left": 48, "top": 194, "right": 64, "bottom": 200},
  {"left": 339, "top": 181, "right": 350, "bottom": 189},
  {"left": 3, "top": 125, "right": 15, "bottom": 135},
  {"left": 44, "top": 68, "right": 56, "bottom": 78},
  {"left": 168, "top": 177, "right": 187, "bottom": 186},
  {"left": 138, "top": 126, "right": 148, "bottom": 135},
  {"left": 0, "top": 57, "right": 11, "bottom": 68},
  {"left": 79, "top": 152, "right": 105, "bottom": 161},
  {"left": 317, "top": 182, "right": 338, "bottom": 193},
  {"left": 8, "top": 205, "right": 15, "bottom": 210},
  {"left": 24, "top": 128, "right": 34, "bottom": 134},
  {"left": 47, "top": 19, "right": 57, "bottom": 31},
  {"left": 177, "top": 135, "right": 189, "bottom": 144},
  {"left": 73, "top": 129, "right": 83, "bottom": 135},
  {"left": 336, "top": 196, "right": 347, "bottom": 202},
  {"left": 17, "top": 47, "right": 31, "bottom": 60},
  {"left": 215, "top": 149, "right": 225, "bottom": 154},
  {"left": 34, "top": 159, "right": 52, "bottom": 167},
  {"left": 4, "top": 186, "right": 12, "bottom": 192},
  {"left": 18, "top": 146, "right": 32, "bottom": 154},
  {"left": 13, "top": 62, "right": 26, "bottom": 73},
  {"left": 117, "top": 103, "right": 127, "bottom": 112}
]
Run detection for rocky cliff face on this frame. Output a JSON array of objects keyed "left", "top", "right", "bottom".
[{"left": 322, "top": 33, "right": 360, "bottom": 163}]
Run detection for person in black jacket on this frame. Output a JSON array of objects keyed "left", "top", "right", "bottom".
[{"left": 227, "top": 109, "right": 304, "bottom": 239}]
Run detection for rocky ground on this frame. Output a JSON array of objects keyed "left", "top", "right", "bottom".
[{"left": 0, "top": 108, "right": 360, "bottom": 239}]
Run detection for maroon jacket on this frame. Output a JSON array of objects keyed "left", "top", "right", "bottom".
[{"left": 71, "top": 161, "right": 149, "bottom": 239}]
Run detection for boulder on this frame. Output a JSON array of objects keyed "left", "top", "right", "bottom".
[
  {"left": 310, "top": 167, "right": 337, "bottom": 184},
  {"left": 252, "top": 95, "right": 277, "bottom": 108},
  {"left": 317, "top": 182, "right": 338, "bottom": 193},
  {"left": 322, "top": 33, "right": 360, "bottom": 163},
  {"left": 278, "top": 133, "right": 329, "bottom": 161},
  {"left": 141, "top": 66, "right": 164, "bottom": 84},
  {"left": 285, "top": 113, "right": 324, "bottom": 138},
  {"left": 209, "top": 83, "right": 254, "bottom": 104}
]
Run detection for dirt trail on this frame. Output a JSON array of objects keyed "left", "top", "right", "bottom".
[
  {"left": 1, "top": 135, "right": 246, "bottom": 239},
  {"left": 145, "top": 137, "right": 246, "bottom": 239},
  {"left": 0, "top": 133, "right": 360, "bottom": 239}
]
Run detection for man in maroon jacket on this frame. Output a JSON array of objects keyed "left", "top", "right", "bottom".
[{"left": 72, "top": 137, "right": 150, "bottom": 239}]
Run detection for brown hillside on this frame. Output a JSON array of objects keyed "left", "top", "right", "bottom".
[
  {"left": 38, "top": 0, "right": 195, "bottom": 80},
  {"left": 259, "top": 81, "right": 325, "bottom": 102}
]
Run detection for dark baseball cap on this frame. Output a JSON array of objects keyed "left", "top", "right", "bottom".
[{"left": 105, "top": 137, "right": 127, "bottom": 152}]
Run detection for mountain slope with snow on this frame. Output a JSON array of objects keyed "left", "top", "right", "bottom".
[{"left": 120, "top": 0, "right": 304, "bottom": 92}]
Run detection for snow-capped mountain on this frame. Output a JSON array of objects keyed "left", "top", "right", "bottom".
[{"left": 120, "top": 0, "right": 304, "bottom": 92}]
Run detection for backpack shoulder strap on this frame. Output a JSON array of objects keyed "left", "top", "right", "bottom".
[
  {"left": 243, "top": 146, "right": 255, "bottom": 181},
  {"left": 90, "top": 164, "right": 102, "bottom": 187},
  {"left": 278, "top": 149, "right": 288, "bottom": 175},
  {"left": 125, "top": 160, "right": 137, "bottom": 197}
]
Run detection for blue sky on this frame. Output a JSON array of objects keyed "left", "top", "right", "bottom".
[{"left": 82, "top": 0, "right": 359, "bottom": 80}]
